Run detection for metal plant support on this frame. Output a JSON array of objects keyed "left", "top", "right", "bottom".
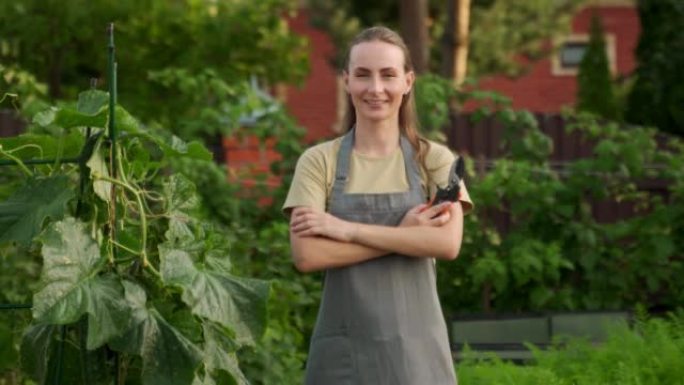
[{"left": 0, "top": 23, "right": 120, "bottom": 385}]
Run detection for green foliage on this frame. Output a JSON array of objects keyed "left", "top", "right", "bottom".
[
  {"left": 228, "top": 222, "right": 321, "bottom": 385},
  {"left": 0, "top": 89, "right": 270, "bottom": 384},
  {"left": 457, "top": 313, "right": 684, "bottom": 385},
  {"left": 466, "top": 0, "right": 586, "bottom": 77},
  {"left": 438, "top": 109, "right": 684, "bottom": 314},
  {"left": 414, "top": 73, "right": 461, "bottom": 142},
  {"left": 625, "top": 0, "right": 684, "bottom": 136},
  {"left": 414, "top": 73, "right": 511, "bottom": 142},
  {"left": 0, "top": 176, "right": 75, "bottom": 244},
  {"left": 576, "top": 14, "right": 619, "bottom": 120},
  {"left": 0, "top": 63, "right": 49, "bottom": 117},
  {"left": 0, "top": 0, "right": 309, "bottom": 124}
]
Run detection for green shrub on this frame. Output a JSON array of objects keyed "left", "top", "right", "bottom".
[
  {"left": 457, "top": 313, "right": 684, "bottom": 385},
  {"left": 439, "top": 110, "right": 684, "bottom": 314}
]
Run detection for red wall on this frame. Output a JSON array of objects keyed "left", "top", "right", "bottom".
[
  {"left": 473, "top": 5, "right": 640, "bottom": 113},
  {"left": 283, "top": 10, "right": 340, "bottom": 142},
  {"left": 222, "top": 10, "right": 339, "bottom": 196}
]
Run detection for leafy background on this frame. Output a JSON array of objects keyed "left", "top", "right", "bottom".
[{"left": 1, "top": 0, "right": 683, "bottom": 384}]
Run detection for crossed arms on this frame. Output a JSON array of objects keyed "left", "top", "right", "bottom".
[{"left": 288, "top": 201, "right": 464, "bottom": 272}]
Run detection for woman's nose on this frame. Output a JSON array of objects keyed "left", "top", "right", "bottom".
[{"left": 368, "top": 76, "right": 383, "bottom": 93}]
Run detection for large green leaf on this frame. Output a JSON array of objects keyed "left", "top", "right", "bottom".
[
  {"left": 55, "top": 107, "right": 108, "bottom": 129},
  {"left": 164, "top": 174, "right": 201, "bottom": 217},
  {"left": 117, "top": 113, "right": 212, "bottom": 162},
  {"left": 163, "top": 174, "right": 202, "bottom": 244},
  {"left": 0, "top": 131, "right": 85, "bottom": 162},
  {"left": 77, "top": 90, "right": 109, "bottom": 115},
  {"left": 34, "top": 104, "right": 108, "bottom": 130},
  {"left": 164, "top": 136, "right": 213, "bottom": 161},
  {"left": 160, "top": 247, "right": 269, "bottom": 346},
  {"left": 0, "top": 318, "right": 18, "bottom": 371},
  {"left": 159, "top": 177, "right": 268, "bottom": 346},
  {"left": 33, "top": 90, "right": 109, "bottom": 130},
  {"left": 111, "top": 281, "right": 202, "bottom": 385},
  {"left": 20, "top": 322, "right": 113, "bottom": 385},
  {"left": 33, "top": 218, "right": 130, "bottom": 349},
  {"left": 20, "top": 323, "right": 57, "bottom": 384},
  {"left": 0, "top": 176, "right": 74, "bottom": 245},
  {"left": 202, "top": 322, "right": 249, "bottom": 385},
  {"left": 115, "top": 105, "right": 143, "bottom": 134}
]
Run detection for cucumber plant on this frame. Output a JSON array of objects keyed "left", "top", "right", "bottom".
[{"left": 0, "top": 87, "right": 269, "bottom": 385}]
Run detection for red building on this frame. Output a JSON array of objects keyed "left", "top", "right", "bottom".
[
  {"left": 283, "top": 10, "right": 342, "bottom": 142},
  {"left": 223, "top": 2, "right": 641, "bottom": 187},
  {"left": 475, "top": 1, "right": 640, "bottom": 113},
  {"left": 279, "top": 2, "right": 640, "bottom": 140}
]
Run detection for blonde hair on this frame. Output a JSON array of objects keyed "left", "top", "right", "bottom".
[{"left": 342, "top": 26, "right": 430, "bottom": 177}]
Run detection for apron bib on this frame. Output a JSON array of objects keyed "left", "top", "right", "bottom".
[{"left": 304, "top": 130, "right": 457, "bottom": 385}]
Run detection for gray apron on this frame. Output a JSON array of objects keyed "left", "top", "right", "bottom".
[{"left": 304, "top": 130, "right": 457, "bottom": 385}]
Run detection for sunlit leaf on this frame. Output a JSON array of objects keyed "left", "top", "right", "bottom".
[
  {"left": 33, "top": 218, "right": 130, "bottom": 349},
  {"left": 85, "top": 138, "right": 111, "bottom": 202},
  {"left": 163, "top": 174, "right": 202, "bottom": 244},
  {"left": 33, "top": 107, "right": 57, "bottom": 127},
  {"left": 160, "top": 247, "right": 269, "bottom": 346},
  {"left": 164, "top": 136, "right": 212, "bottom": 161},
  {"left": 77, "top": 90, "right": 109, "bottom": 115}
]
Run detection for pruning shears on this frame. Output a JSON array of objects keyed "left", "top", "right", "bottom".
[{"left": 425, "top": 156, "right": 465, "bottom": 212}]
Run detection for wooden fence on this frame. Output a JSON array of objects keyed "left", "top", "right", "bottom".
[
  {"left": 0, "top": 110, "right": 23, "bottom": 138},
  {"left": 447, "top": 112, "right": 597, "bottom": 161},
  {"left": 445, "top": 112, "right": 671, "bottom": 227}
]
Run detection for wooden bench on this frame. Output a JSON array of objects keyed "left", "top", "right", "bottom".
[{"left": 451, "top": 311, "right": 631, "bottom": 362}]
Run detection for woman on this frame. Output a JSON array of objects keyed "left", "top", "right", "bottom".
[{"left": 283, "top": 26, "right": 473, "bottom": 385}]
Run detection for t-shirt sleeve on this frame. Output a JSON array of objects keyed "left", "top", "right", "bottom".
[
  {"left": 426, "top": 142, "right": 474, "bottom": 215},
  {"left": 282, "top": 146, "right": 328, "bottom": 215}
]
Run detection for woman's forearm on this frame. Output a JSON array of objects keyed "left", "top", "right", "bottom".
[
  {"left": 288, "top": 202, "right": 464, "bottom": 272},
  {"left": 350, "top": 202, "right": 464, "bottom": 260},
  {"left": 290, "top": 231, "right": 388, "bottom": 272}
]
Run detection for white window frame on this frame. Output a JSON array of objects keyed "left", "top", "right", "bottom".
[{"left": 551, "top": 33, "right": 617, "bottom": 76}]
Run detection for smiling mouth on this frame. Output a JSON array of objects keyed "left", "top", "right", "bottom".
[{"left": 365, "top": 99, "right": 387, "bottom": 106}]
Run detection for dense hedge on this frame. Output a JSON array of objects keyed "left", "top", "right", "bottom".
[{"left": 438, "top": 109, "right": 684, "bottom": 316}]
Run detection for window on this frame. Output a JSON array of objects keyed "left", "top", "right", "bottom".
[
  {"left": 552, "top": 34, "right": 616, "bottom": 76},
  {"left": 559, "top": 42, "right": 588, "bottom": 68}
]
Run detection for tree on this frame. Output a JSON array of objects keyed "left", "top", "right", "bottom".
[
  {"left": 0, "top": 0, "right": 309, "bottom": 131},
  {"left": 625, "top": 0, "right": 684, "bottom": 136},
  {"left": 463, "top": 0, "right": 587, "bottom": 78},
  {"left": 440, "top": 0, "right": 471, "bottom": 86},
  {"left": 308, "top": 0, "right": 430, "bottom": 72},
  {"left": 399, "top": 0, "right": 429, "bottom": 74},
  {"left": 576, "top": 14, "right": 619, "bottom": 120}
]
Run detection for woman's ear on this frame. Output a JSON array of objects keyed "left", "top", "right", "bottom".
[{"left": 405, "top": 70, "right": 415, "bottom": 94}]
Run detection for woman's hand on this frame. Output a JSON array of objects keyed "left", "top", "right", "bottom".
[
  {"left": 399, "top": 202, "right": 452, "bottom": 227},
  {"left": 290, "top": 207, "right": 357, "bottom": 242}
]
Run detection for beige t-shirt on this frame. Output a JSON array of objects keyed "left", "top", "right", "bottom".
[{"left": 283, "top": 136, "right": 473, "bottom": 214}]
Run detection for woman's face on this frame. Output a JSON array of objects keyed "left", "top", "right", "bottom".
[{"left": 345, "top": 40, "right": 414, "bottom": 126}]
